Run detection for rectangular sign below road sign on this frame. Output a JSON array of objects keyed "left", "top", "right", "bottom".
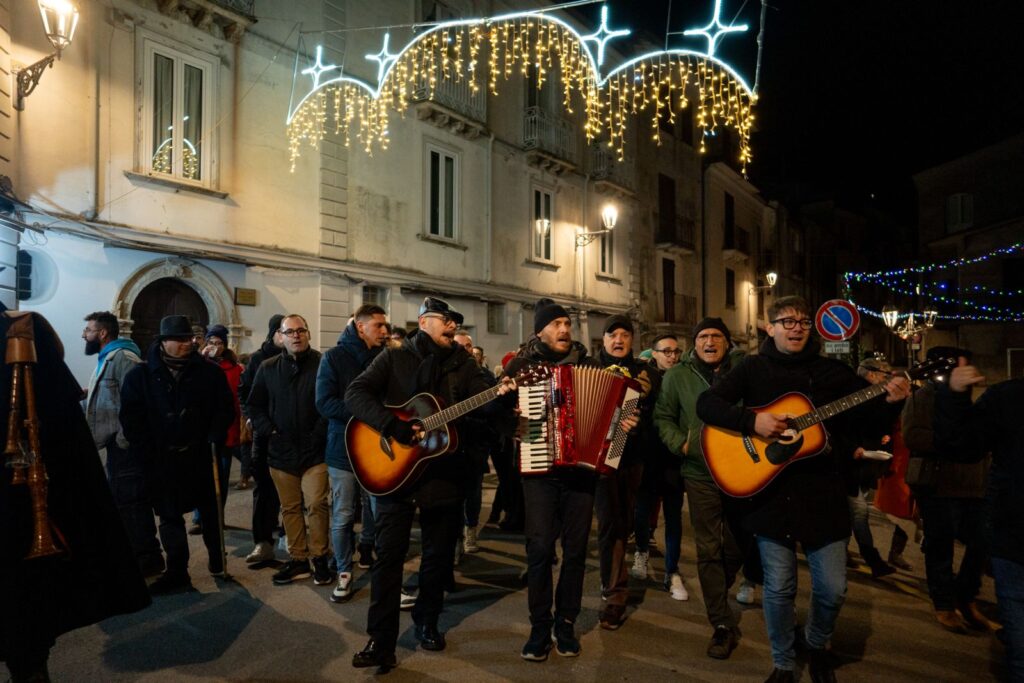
[{"left": 824, "top": 341, "right": 850, "bottom": 354}]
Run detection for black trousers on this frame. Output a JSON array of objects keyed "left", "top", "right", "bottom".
[
  {"left": 522, "top": 470, "right": 596, "bottom": 627},
  {"left": 250, "top": 435, "right": 281, "bottom": 545},
  {"left": 491, "top": 436, "right": 523, "bottom": 526},
  {"left": 156, "top": 491, "right": 222, "bottom": 576},
  {"left": 916, "top": 493, "right": 989, "bottom": 611},
  {"left": 105, "top": 442, "right": 161, "bottom": 564},
  {"left": 687, "top": 478, "right": 746, "bottom": 628},
  {"left": 367, "top": 498, "right": 462, "bottom": 652},
  {"left": 595, "top": 462, "right": 643, "bottom": 607}
]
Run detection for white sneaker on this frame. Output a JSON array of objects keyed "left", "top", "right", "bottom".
[
  {"left": 668, "top": 573, "right": 689, "bottom": 601},
  {"left": 400, "top": 589, "right": 417, "bottom": 610},
  {"left": 630, "top": 551, "right": 649, "bottom": 580},
  {"left": 464, "top": 525, "right": 480, "bottom": 553},
  {"left": 736, "top": 580, "right": 756, "bottom": 605},
  {"left": 331, "top": 572, "right": 352, "bottom": 603},
  {"left": 245, "top": 541, "right": 274, "bottom": 564}
]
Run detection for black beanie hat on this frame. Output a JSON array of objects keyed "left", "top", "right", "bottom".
[
  {"left": 205, "top": 324, "right": 229, "bottom": 346},
  {"left": 266, "top": 314, "right": 285, "bottom": 341},
  {"left": 692, "top": 317, "right": 732, "bottom": 346},
  {"left": 534, "top": 298, "right": 570, "bottom": 335},
  {"left": 603, "top": 314, "right": 634, "bottom": 336}
]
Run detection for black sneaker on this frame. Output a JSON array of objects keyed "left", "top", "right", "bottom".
[
  {"left": 357, "top": 543, "right": 375, "bottom": 570},
  {"left": 807, "top": 648, "right": 837, "bottom": 683},
  {"left": 272, "top": 559, "right": 312, "bottom": 585},
  {"left": 312, "top": 555, "right": 334, "bottom": 585},
  {"left": 521, "top": 624, "right": 552, "bottom": 662},
  {"left": 552, "top": 619, "right": 580, "bottom": 657}
]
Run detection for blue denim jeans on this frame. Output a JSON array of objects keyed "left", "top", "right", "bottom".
[
  {"left": 757, "top": 536, "right": 848, "bottom": 671},
  {"left": 329, "top": 466, "right": 376, "bottom": 573},
  {"left": 992, "top": 557, "right": 1024, "bottom": 681}
]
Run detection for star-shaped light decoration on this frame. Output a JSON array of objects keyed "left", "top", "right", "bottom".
[
  {"left": 365, "top": 33, "right": 400, "bottom": 86},
  {"left": 580, "top": 5, "right": 630, "bottom": 68},
  {"left": 683, "top": 0, "right": 748, "bottom": 57},
  {"left": 301, "top": 45, "right": 340, "bottom": 90}
]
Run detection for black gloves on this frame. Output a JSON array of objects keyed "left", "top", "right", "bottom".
[{"left": 385, "top": 418, "right": 419, "bottom": 446}]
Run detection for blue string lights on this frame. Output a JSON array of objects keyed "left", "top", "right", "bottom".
[{"left": 843, "top": 242, "right": 1024, "bottom": 323}]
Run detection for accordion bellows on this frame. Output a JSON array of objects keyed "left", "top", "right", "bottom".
[{"left": 518, "top": 365, "right": 640, "bottom": 475}]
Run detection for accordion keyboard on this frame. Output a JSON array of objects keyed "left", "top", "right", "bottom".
[{"left": 518, "top": 383, "right": 554, "bottom": 473}]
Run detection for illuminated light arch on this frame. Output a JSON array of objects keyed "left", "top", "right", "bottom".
[{"left": 285, "top": 7, "right": 757, "bottom": 172}]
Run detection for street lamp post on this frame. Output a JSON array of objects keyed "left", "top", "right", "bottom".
[
  {"left": 15, "top": 1, "right": 81, "bottom": 111},
  {"left": 747, "top": 271, "right": 778, "bottom": 348},
  {"left": 882, "top": 305, "right": 938, "bottom": 366}
]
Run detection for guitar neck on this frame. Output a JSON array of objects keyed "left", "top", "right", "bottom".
[
  {"left": 791, "top": 384, "right": 886, "bottom": 431},
  {"left": 419, "top": 385, "right": 502, "bottom": 431}
]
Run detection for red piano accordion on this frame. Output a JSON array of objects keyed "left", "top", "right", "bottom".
[{"left": 517, "top": 365, "right": 641, "bottom": 475}]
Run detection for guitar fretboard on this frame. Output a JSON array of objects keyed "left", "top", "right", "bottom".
[
  {"left": 419, "top": 385, "right": 503, "bottom": 431},
  {"left": 790, "top": 384, "right": 886, "bottom": 431}
]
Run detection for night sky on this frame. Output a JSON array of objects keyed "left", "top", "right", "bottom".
[{"left": 579, "top": 0, "right": 1024, "bottom": 219}]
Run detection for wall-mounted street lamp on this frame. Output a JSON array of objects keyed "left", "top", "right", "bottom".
[
  {"left": 882, "top": 304, "right": 938, "bottom": 364},
  {"left": 575, "top": 203, "right": 617, "bottom": 248},
  {"left": 15, "top": 1, "right": 80, "bottom": 111},
  {"left": 747, "top": 271, "right": 778, "bottom": 346}
]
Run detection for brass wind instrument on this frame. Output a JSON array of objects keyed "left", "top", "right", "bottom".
[{"left": 3, "top": 313, "right": 64, "bottom": 559}]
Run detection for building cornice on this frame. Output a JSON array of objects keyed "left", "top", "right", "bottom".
[{"left": 45, "top": 217, "right": 628, "bottom": 315}]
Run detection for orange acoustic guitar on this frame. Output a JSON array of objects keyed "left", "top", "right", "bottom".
[
  {"left": 346, "top": 364, "right": 550, "bottom": 496},
  {"left": 700, "top": 356, "right": 955, "bottom": 498}
]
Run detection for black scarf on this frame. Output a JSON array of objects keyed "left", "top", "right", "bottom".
[
  {"left": 160, "top": 349, "right": 191, "bottom": 379},
  {"left": 522, "top": 337, "right": 588, "bottom": 365}
]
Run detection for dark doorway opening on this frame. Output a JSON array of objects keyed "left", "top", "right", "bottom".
[{"left": 130, "top": 278, "right": 209, "bottom": 353}]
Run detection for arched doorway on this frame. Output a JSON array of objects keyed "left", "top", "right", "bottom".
[{"left": 130, "top": 277, "right": 209, "bottom": 353}]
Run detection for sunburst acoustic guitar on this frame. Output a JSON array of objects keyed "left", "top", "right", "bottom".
[
  {"left": 700, "top": 356, "right": 956, "bottom": 497},
  {"left": 346, "top": 364, "right": 550, "bottom": 496}
]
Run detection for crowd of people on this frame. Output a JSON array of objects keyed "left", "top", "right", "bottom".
[{"left": 70, "top": 294, "right": 1019, "bottom": 683}]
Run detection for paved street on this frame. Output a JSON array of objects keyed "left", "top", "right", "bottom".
[{"left": 41, "top": 475, "right": 1002, "bottom": 682}]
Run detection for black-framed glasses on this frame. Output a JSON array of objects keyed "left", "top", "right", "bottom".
[
  {"left": 654, "top": 348, "right": 682, "bottom": 357},
  {"left": 280, "top": 327, "right": 310, "bottom": 338},
  {"left": 421, "top": 312, "right": 455, "bottom": 325},
  {"left": 770, "top": 317, "right": 813, "bottom": 330}
]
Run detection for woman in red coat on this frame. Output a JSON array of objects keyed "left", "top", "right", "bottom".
[{"left": 874, "top": 417, "right": 919, "bottom": 569}]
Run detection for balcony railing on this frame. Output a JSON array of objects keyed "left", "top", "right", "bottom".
[
  {"left": 723, "top": 226, "right": 750, "bottom": 254},
  {"left": 211, "top": 0, "right": 255, "bottom": 17},
  {"left": 656, "top": 215, "right": 696, "bottom": 252},
  {"left": 413, "top": 75, "right": 487, "bottom": 124},
  {"left": 661, "top": 293, "right": 698, "bottom": 326},
  {"left": 523, "top": 106, "right": 577, "bottom": 165},
  {"left": 590, "top": 144, "right": 635, "bottom": 191}
]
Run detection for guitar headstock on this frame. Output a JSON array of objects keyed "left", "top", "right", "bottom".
[
  {"left": 902, "top": 356, "right": 958, "bottom": 383},
  {"left": 515, "top": 362, "right": 553, "bottom": 387}
]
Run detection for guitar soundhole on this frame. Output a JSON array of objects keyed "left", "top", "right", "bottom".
[{"left": 766, "top": 435, "right": 804, "bottom": 465}]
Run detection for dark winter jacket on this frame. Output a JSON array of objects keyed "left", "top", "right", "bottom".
[
  {"left": 654, "top": 348, "right": 746, "bottom": 482},
  {"left": 696, "top": 337, "right": 902, "bottom": 548},
  {"left": 934, "top": 379, "right": 1024, "bottom": 565},
  {"left": 344, "top": 330, "right": 498, "bottom": 507},
  {"left": 315, "top": 322, "right": 383, "bottom": 471},
  {"left": 120, "top": 343, "right": 234, "bottom": 513},
  {"left": 247, "top": 348, "right": 327, "bottom": 475},
  {"left": 239, "top": 338, "right": 283, "bottom": 463},
  {"left": 901, "top": 381, "right": 988, "bottom": 498}
]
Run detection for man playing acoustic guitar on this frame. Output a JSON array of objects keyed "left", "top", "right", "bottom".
[
  {"left": 696, "top": 296, "right": 909, "bottom": 683},
  {"left": 345, "top": 297, "right": 514, "bottom": 670}
]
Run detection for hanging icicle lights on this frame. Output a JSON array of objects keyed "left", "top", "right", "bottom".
[
  {"left": 843, "top": 242, "right": 1024, "bottom": 323},
  {"left": 285, "top": 7, "right": 756, "bottom": 172}
]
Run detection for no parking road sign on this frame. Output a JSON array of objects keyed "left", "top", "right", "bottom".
[{"left": 815, "top": 299, "right": 860, "bottom": 342}]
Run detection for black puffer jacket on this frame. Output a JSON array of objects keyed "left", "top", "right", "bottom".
[
  {"left": 247, "top": 348, "right": 327, "bottom": 475},
  {"left": 696, "top": 337, "right": 902, "bottom": 548},
  {"left": 345, "top": 330, "right": 498, "bottom": 507}
]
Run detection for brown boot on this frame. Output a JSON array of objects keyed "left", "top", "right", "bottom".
[
  {"left": 959, "top": 601, "right": 1002, "bottom": 632},
  {"left": 935, "top": 609, "right": 969, "bottom": 634}
]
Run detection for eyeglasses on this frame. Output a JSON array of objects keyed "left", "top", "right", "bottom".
[
  {"left": 206, "top": 339, "right": 225, "bottom": 347},
  {"left": 770, "top": 318, "right": 813, "bottom": 330},
  {"left": 280, "top": 328, "right": 310, "bottom": 338},
  {"left": 421, "top": 313, "right": 455, "bottom": 325},
  {"left": 654, "top": 348, "right": 682, "bottom": 356}
]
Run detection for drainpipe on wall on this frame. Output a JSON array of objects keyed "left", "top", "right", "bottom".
[
  {"left": 579, "top": 174, "right": 590, "bottom": 303},
  {"left": 484, "top": 132, "right": 495, "bottom": 283}
]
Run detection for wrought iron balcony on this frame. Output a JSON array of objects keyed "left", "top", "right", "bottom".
[
  {"left": 590, "top": 144, "right": 635, "bottom": 197},
  {"left": 659, "top": 293, "right": 698, "bottom": 326},
  {"left": 413, "top": 75, "right": 488, "bottom": 134},
  {"left": 523, "top": 106, "right": 577, "bottom": 173},
  {"left": 656, "top": 216, "right": 696, "bottom": 255}
]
